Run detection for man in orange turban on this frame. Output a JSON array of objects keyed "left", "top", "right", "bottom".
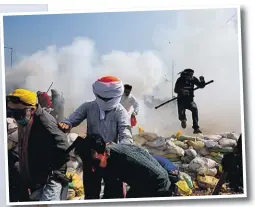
[{"left": 58, "top": 76, "right": 132, "bottom": 199}]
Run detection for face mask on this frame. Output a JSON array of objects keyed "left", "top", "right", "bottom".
[
  {"left": 8, "top": 108, "right": 32, "bottom": 126},
  {"left": 95, "top": 96, "right": 122, "bottom": 112}
]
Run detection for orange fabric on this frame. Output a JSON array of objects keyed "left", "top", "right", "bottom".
[{"left": 98, "top": 76, "right": 120, "bottom": 83}]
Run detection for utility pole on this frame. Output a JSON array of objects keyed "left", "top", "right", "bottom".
[{"left": 4, "top": 46, "right": 13, "bottom": 68}]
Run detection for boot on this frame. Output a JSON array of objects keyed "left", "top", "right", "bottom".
[
  {"left": 181, "top": 120, "right": 187, "bottom": 129},
  {"left": 193, "top": 128, "right": 202, "bottom": 134}
]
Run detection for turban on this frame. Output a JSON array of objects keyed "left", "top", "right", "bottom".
[{"left": 92, "top": 76, "right": 124, "bottom": 120}]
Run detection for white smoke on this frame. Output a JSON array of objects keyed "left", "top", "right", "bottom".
[{"left": 5, "top": 8, "right": 241, "bottom": 136}]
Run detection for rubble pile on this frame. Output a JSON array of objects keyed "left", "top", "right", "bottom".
[
  {"left": 133, "top": 130, "right": 241, "bottom": 196},
  {"left": 65, "top": 130, "right": 242, "bottom": 199}
]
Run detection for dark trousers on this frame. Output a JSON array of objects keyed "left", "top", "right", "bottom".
[
  {"left": 82, "top": 160, "right": 124, "bottom": 199},
  {"left": 177, "top": 99, "right": 199, "bottom": 130}
]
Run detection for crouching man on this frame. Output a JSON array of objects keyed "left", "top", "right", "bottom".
[
  {"left": 73, "top": 134, "right": 173, "bottom": 198},
  {"left": 6, "top": 89, "right": 70, "bottom": 201}
]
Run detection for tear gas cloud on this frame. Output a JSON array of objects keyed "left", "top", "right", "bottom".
[{"left": 5, "top": 8, "right": 242, "bottom": 136}]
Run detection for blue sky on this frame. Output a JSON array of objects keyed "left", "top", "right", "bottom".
[{"left": 3, "top": 10, "right": 177, "bottom": 68}]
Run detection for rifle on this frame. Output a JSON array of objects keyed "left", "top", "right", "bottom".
[{"left": 155, "top": 80, "right": 214, "bottom": 109}]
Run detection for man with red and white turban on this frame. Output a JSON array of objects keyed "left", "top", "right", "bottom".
[{"left": 58, "top": 76, "right": 132, "bottom": 199}]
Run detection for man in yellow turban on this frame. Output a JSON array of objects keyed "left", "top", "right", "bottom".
[
  {"left": 58, "top": 76, "right": 132, "bottom": 199},
  {"left": 6, "top": 88, "right": 70, "bottom": 201}
]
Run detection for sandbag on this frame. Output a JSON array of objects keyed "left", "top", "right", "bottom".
[
  {"left": 173, "top": 140, "right": 189, "bottom": 149},
  {"left": 165, "top": 140, "right": 185, "bottom": 156},
  {"left": 197, "top": 175, "right": 219, "bottom": 189},
  {"left": 177, "top": 135, "right": 197, "bottom": 142},
  {"left": 197, "top": 167, "right": 218, "bottom": 176},
  {"left": 217, "top": 132, "right": 239, "bottom": 141},
  {"left": 210, "top": 146, "right": 233, "bottom": 153},
  {"left": 203, "top": 139, "right": 220, "bottom": 148},
  {"left": 187, "top": 140, "right": 205, "bottom": 151},
  {"left": 145, "top": 137, "right": 166, "bottom": 148},
  {"left": 218, "top": 138, "right": 237, "bottom": 148},
  {"left": 180, "top": 172, "right": 193, "bottom": 189},
  {"left": 167, "top": 157, "right": 182, "bottom": 162},
  {"left": 139, "top": 132, "right": 158, "bottom": 141},
  {"left": 133, "top": 134, "right": 147, "bottom": 146},
  {"left": 203, "top": 134, "right": 222, "bottom": 141},
  {"left": 175, "top": 180, "right": 192, "bottom": 196},
  {"left": 188, "top": 157, "right": 218, "bottom": 172},
  {"left": 198, "top": 148, "right": 211, "bottom": 156},
  {"left": 185, "top": 149, "right": 197, "bottom": 158}
]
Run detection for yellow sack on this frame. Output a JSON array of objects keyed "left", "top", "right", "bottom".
[
  {"left": 175, "top": 180, "right": 192, "bottom": 196},
  {"left": 66, "top": 172, "right": 83, "bottom": 190},
  {"left": 187, "top": 140, "right": 205, "bottom": 151},
  {"left": 197, "top": 175, "right": 219, "bottom": 189},
  {"left": 67, "top": 189, "right": 76, "bottom": 200}
]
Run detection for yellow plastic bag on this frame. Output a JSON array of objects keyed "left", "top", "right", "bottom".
[
  {"left": 175, "top": 180, "right": 192, "bottom": 196},
  {"left": 197, "top": 175, "right": 219, "bottom": 189},
  {"left": 66, "top": 172, "right": 83, "bottom": 190}
]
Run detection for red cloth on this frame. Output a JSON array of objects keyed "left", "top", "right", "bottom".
[
  {"left": 38, "top": 92, "right": 52, "bottom": 108},
  {"left": 131, "top": 116, "right": 137, "bottom": 127}
]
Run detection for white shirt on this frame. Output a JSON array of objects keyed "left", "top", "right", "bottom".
[{"left": 120, "top": 94, "right": 139, "bottom": 116}]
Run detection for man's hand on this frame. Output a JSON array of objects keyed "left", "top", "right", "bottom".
[
  {"left": 131, "top": 112, "right": 137, "bottom": 117},
  {"left": 199, "top": 76, "right": 205, "bottom": 82},
  {"left": 58, "top": 122, "right": 71, "bottom": 133}
]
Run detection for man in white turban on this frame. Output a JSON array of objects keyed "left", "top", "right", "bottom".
[{"left": 58, "top": 75, "right": 132, "bottom": 199}]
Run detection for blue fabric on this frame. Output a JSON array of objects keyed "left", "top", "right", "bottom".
[{"left": 152, "top": 154, "right": 178, "bottom": 172}]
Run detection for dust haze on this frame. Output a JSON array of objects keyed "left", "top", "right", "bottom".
[{"left": 5, "top": 8, "right": 242, "bottom": 136}]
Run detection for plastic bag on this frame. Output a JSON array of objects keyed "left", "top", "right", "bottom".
[
  {"left": 173, "top": 140, "right": 189, "bottom": 149},
  {"left": 175, "top": 180, "right": 192, "bottom": 196},
  {"left": 184, "top": 149, "right": 197, "bottom": 158},
  {"left": 187, "top": 140, "right": 205, "bottom": 151},
  {"left": 218, "top": 138, "right": 237, "bottom": 148},
  {"left": 165, "top": 140, "right": 185, "bottom": 156},
  {"left": 178, "top": 135, "right": 197, "bottom": 142},
  {"left": 197, "top": 175, "right": 219, "bottom": 189},
  {"left": 188, "top": 157, "right": 218, "bottom": 172},
  {"left": 217, "top": 132, "right": 239, "bottom": 141},
  {"left": 204, "top": 134, "right": 222, "bottom": 141},
  {"left": 203, "top": 140, "right": 219, "bottom": 148},
  {"left": 198, "top": 148, "right": 211, "bottom": 156},
  {"left": 210, "top": 146, "right": 233, "bottom": 153},
  {"left": 180, "top": 172, "right": 193, "bottom": 189}
]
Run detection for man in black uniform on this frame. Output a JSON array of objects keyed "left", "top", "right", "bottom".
[{"left": 174, "top": 68, "right": 206, "bottom": 134}]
